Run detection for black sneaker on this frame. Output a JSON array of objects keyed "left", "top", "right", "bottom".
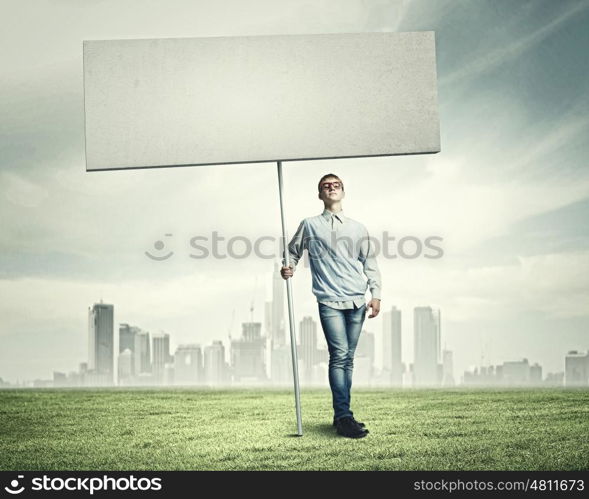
[
  {"left": 335, "top": 416, "right": 368, "bottom": 438},
  {"left": 333, "top": 416, "right": 366, "bottom": 429}
]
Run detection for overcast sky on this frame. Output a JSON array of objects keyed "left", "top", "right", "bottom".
[{"left": 1, "top": 0, "right": 588, "bottom": 383}]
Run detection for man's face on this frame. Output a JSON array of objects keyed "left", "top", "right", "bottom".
[{"left": 318, "top": 177, "right": 345, "bottom": 203}]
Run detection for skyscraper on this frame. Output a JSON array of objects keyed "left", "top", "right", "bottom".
[
  {"left": 231, "top": 322, "right": 267, "bottom": 382},
  {"left": 119, "top": 323, "right": 135, "bottom": 353},
  {"left": 271, "top": 261, "right": 286, "bottom": 347},
  {"left": 299, "top": 316, "right": 318, "bottom": 384},
  {"left": 119, "top": 323, "right": 139, "bottom": 375},
  {"left": 502, "top": 358, "right": 530, "bottom": 386},
  {"left": 268, "top": 262, "right": 291, "bottom": 385},
  {"left": 565, "top": 350, "right": 589, "bottom": 387},
  {"left": 174, "top": 344, "right": 203, "bottom": 385},
  {"left": 152, "top": 332, "right": 171, "bottom": 383},
  {"left": 204, "top": 340, "right": 227, "bottom": 385},
  {"left": 265, "top": 301, "right": 273, "bottom": 343},
  {"left": 134, "top": 330, "right": 151, "bottom": 375},
  {"left": 441, "top": 349, "right": 455, "bottom": 387},
  {"left": 530, "top": 362, "right": 543, "bottom": 386},
  {"left": 413, "top": 306, "right": 441, "bottom": 387},
  {"left": 88, "top": 301, "right": 114, "bottom": 384},
  {"left": 356, "top": 330, "right": 375, "bottom": 385},
  {"left": 270, "top": 345, "right": 292, "bottom": 386},
  {"left": 382, "top": 306, "right": 402, "bottom": 386},
  {"left": 118, "top": 349, "right": 133, "bottom": 384}
]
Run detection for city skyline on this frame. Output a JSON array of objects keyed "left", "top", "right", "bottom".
[{"left": 1, "top": 275, "right": 586, "bottom": 387}]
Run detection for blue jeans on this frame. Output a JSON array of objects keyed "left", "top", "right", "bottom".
[{"left": 317, "top": 302, "right": 366, "bottom": 420}]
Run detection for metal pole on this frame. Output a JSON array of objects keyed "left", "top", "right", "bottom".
[{"left": 277, "top": 160, "right": 303, "bottom": 436}]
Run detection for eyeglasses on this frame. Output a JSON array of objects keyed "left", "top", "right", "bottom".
[{"left": 320, "top": 181, "right": 342, "bottom": 191}]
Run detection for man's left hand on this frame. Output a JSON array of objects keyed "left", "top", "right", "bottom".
[{"left": 366, "top": 298, "right": 381, "bottom": 318}]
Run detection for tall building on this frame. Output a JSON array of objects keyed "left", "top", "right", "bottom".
[
  {"left": 265, "top": 301, "right": 273, "bottom": 344},
  {"left": 152, "top": 333, "right": 171, "bottom": 383},
  {"left": 270, "top": 345, "right": 292, "bottom": 386},
  {"left": 231, "top": 322, "right": 267, "bottom": 382},
  {"left": 565, "top": 350, "right": 589, "bottom": 387},
  {"left": 119, "top": 324, "right": 141, "bottom": 375},
  {"left": 382, "top": 306, "right": 402, "bottom": 386},
  {"left": 163, "top": 363, "right": 174, "bottom": 385},
  {"left": 53, "top": 371, "right": 67, "bottom": 387},
  {"left": 299, "top": 316, "right": 318, "bottom": 384},
  {"left": 119, "top": 324, "right": 137, "bottom": 354},
  {"left": 268, "top": 262, "right": 291, "bottom": 385},
  {"left": 502, "top": 358, "right": 530, "bottom": 385},
  {"left": 88, "top": 301, "right": 114, "bottom": 384},
  {"left": 204, "top": 340, "right": 227, "bottom": 385},
  {"left": 134, "top": 331, "right": 151, "bottom": 375},
  {"left": 356, "top": 330, "right": 375, "bottom": 385},
  {"left": 530, "top": 362, "right": 543, "bottom": 385},
  {"left": 441, "top": 349, "right": 455, "bottom": 387},
  {"left": 413, "top": 306, "right": 441, "bottom": 387},
  {"left": 174, "top": 344, "right": 203, "bottom": 385},
  {"left": 118, "top": 349, "right": 133, "bottom": 384},
  {"left": 357, "top": 331, "right": 375, "bottom": 368},
  {"left": 271, "top": 262, "right": 286, "bottom": 347}
]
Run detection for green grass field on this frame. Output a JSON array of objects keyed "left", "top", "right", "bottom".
[{"left": 1, "top": 388, "right": 587, "bottom": 471}]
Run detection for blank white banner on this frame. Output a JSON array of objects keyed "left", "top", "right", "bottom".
[{"left": 83, "top": 32, "right": 440, "bottom": 171}]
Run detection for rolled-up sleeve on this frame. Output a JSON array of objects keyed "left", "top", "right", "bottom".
[
  {"left": 282, "top": 219, "right": 306, "bottom": 269},
  {"left": 358, "top": 227, "right": 382, "bottom": 300}
]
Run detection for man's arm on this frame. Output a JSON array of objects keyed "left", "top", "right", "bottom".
[
  {"left": 281, "top": 219, "right": 306, "bottom": 272},
  {"left": 359, "top": 227, "right": 381, "bottom": 299},
  {"left": 359, "top": 227, "right": 381, "bottom": 317}
]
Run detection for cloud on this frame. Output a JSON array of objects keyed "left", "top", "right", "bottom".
[
  {"left": 439, "top": 1, "right": 589, "bottom": 87},
  {"left": 1, "top": 172, "right": 50, "bottom": 208},
  {"left": 379, "top": 249, "right": 589, "bottom": 322}
]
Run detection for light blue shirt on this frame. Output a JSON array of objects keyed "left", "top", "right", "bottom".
[{"left": 282, "top": 208, "right": 381, "bottom": 307}]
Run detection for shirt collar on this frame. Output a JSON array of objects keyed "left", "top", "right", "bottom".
[{"left": 322, "top": 208, "right": 345, "bottom": 224}]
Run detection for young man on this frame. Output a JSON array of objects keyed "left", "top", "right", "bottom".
[{"left": 280, "top": 173, "right": 381, "bottom": 438}]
